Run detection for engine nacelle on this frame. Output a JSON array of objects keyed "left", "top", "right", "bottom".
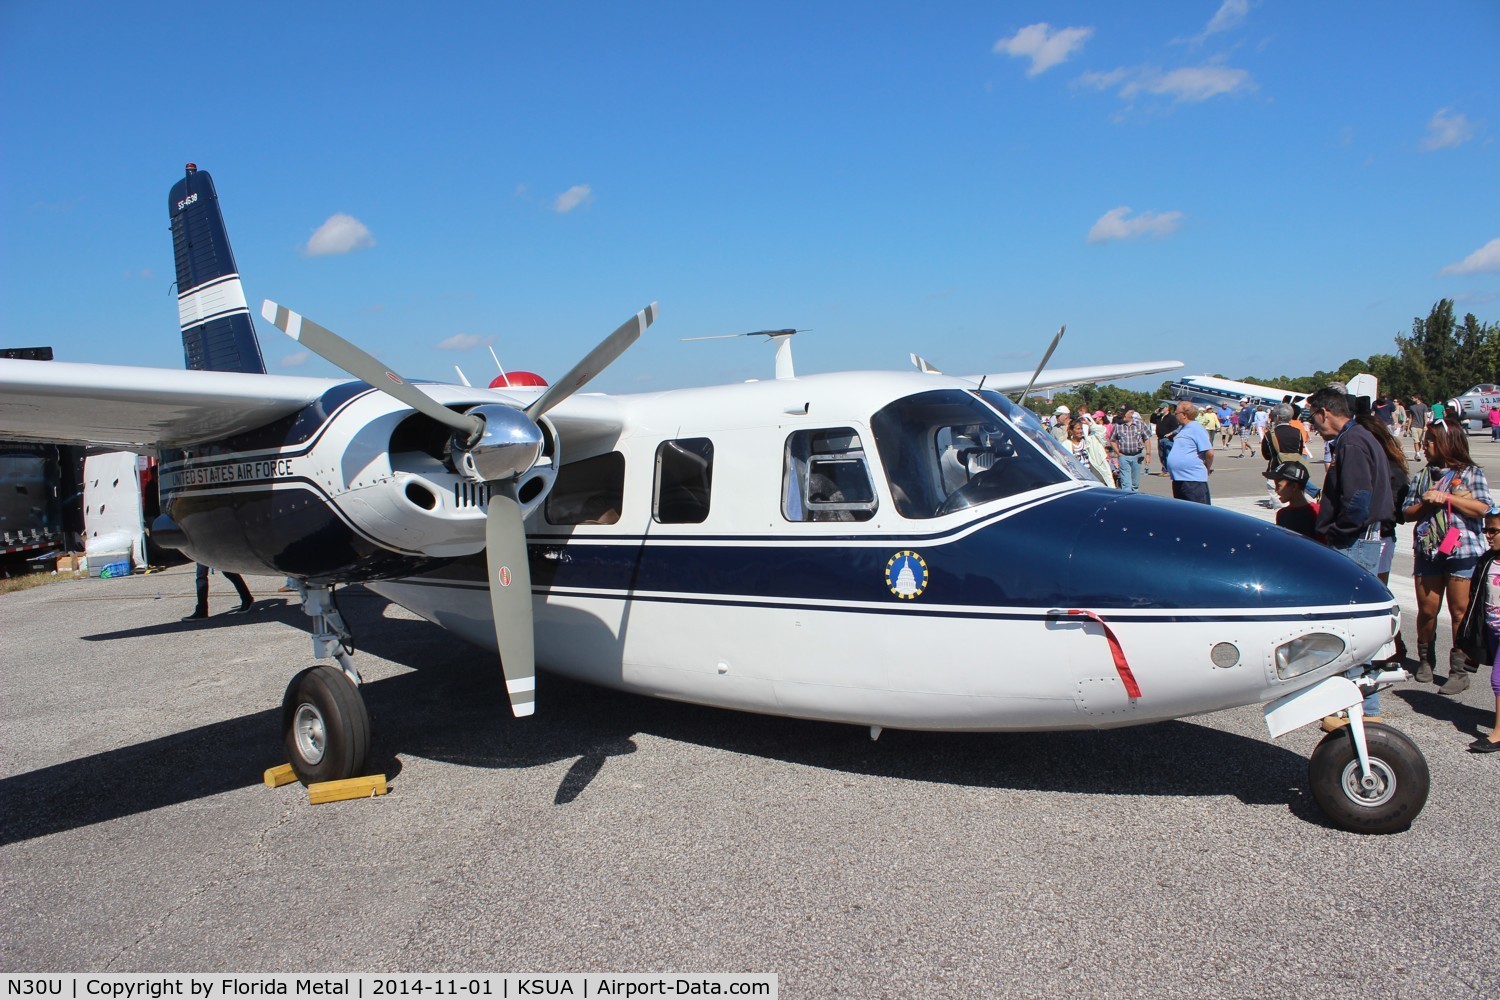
[{"left": 161, "top": 382, "right": 559, "bottom": 581}]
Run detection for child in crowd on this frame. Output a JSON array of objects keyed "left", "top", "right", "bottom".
[
  {"left": 1272, "top": 462, "right": 1320, "bottom": 540},
  {"left": 1455, "top": 509, "right": 1500, "bottom": 753}
]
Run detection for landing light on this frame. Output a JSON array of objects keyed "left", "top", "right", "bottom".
[{"left": 1274, "top": 633, "right": 1346, "bottom": 680}]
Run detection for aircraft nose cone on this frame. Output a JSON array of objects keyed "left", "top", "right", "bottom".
[{"left": 1066, "top": 491, "right": 1390, "bottom": 611}]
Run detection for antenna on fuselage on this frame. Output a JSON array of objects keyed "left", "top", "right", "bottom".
[
  {"left": 682, "top": 328, "right": 807, "bottom": 380},
  {"left": 1017, "top": 325, "right": 1066, "bottom": 404}
]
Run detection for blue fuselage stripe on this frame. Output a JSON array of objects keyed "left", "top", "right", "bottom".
[
  {"left": 390, "top": 574, "right": 1390, "bottom": 624},
  {"left": 395, "top": 490, "right": 1391, "bottom": 615}
]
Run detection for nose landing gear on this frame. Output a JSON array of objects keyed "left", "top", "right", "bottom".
[
  {"left": 1309, "top": 722, "right": 1429, "bottom": 835},
  {"left": 1264, "top": 670, "right": 1431, "bottom": 834}
]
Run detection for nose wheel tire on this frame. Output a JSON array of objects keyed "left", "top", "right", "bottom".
[
  {"left": 1308, "top": 722, "right": 1429, "bottom": 834},
  {"left": 281, "top": 665, "right": 370, "bottom": 785}
]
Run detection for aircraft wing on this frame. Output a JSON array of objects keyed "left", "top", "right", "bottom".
[
  {"left": 0, "top": 358, "right": 344, "bottom": 449},
  {"left": 964, "top": 359, "right": 1184, "bottom": 393}
]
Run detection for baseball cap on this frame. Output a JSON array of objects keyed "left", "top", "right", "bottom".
[
  {"left": 1273, "top": 462, "right": 1309, "bottom": 486},
  {"left": 1054, "top": 405, "right": 1070, "bottom": 414}
]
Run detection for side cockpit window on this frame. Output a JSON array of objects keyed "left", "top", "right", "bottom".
[
  {"left": 654, "top": 438, "right": 714, "bottom": 524},
  {"left": 545, "top": 452, "right": 625, "bottom": 525},
  {"left": 783, "top": 428, "right": 876, "bottom": 522}
]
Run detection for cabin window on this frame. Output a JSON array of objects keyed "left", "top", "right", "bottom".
[
  {"left": 545, "top": 451, "right": 625, "bottom": 525},
  {"left": 870, "top": 390, "right": 1075, "bottom": 518},
  {"left": 653, "top": 438, "right": 714, "bottom": 524},
  {"left": 782, "top": 428, "right": 877, "bottom": 522}
]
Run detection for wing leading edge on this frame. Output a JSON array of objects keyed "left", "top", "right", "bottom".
[
  {"left": 0, "top": 359, "right": 342, "bottom": 449},
  {"left": 966, "top": 359, "right": 1184, "bottom": 394}
]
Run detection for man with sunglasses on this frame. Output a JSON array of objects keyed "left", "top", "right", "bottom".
[{"left": 1306, "top": 385, "right": 1394, "bottom": 728}]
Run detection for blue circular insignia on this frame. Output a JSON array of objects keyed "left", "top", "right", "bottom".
[{"left": 885, "top": 550, "right": 929, "bottom": 599}]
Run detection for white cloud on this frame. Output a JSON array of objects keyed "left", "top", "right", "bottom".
[
  {"left": 1077, "top": 69, "right": 1128, "bottom": 91},
  {"left": 1079, "top": 63, "right": 1254, "bottom": 104},
  {"left": 280, "top": 351, "right": 311, "bottom": 368},
  {"left": 553, "top": 184, "right": 593, "bottom": 213},
  {"left": 1176, "top": 0, "right": 1251, "bottom": 45},
  {"left": 437, "top": 333, "right": 495, "bottom": 351},
  {"left": 1087, "top": 206, "right": 1185, "bottom": 244},
  {"left": 1440, "top": 237, "right": 1500, "bottom": 275},
  {"left": 1453, "top": 291, "right": 1500, "bottom": 305},
  {"left": 1130, "top": 65, "right": 1253, "bottom": 102},
  {"left": 1420, "top": 108, "right": 1477, "bottom": 151},
  {"left": 994, "top": 23, "right": 1093, "bottom": 76},
  {"left": 303, "top": 213, "right": 375, "bottom": 256},
  {"left": 1204, "top": 0, "right": 1251, "bottom": 36}
]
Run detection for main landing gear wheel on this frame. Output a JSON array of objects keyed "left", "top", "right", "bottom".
[
  {"left": 281, "top": 665, "right": 370, "bottom": 785},
  {"left": 1308, "top": 722, "right": 1429, "bottom": 834}
]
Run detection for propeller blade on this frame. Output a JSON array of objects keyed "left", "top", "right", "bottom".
[
  {"left": 262, "top": 300, "right": 481, "bottom": 439},
  {"left": 1018, "top": 325, "right": 1066, "bottom": 403},
  {"left": 524, "top": 302, "right": 658, "bottom": 420},
  {"left": 485, "top": 481, "right": 535, "bottom": 718}
]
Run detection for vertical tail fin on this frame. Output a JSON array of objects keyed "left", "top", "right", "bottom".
[{"left": 168, "top": 164, "right": 267, "bottom": 374}]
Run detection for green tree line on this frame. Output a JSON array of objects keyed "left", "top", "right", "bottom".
[{"left": 1023, "top": 299, "right": 1499, "bottom": 418}]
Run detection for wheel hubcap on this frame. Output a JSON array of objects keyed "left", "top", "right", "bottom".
[
  {"left": 293, "top": 703, "right": 327, "bottom": 766},
  {"left": 1339, "top": 757, "right": 1396, "bottom": 807}
]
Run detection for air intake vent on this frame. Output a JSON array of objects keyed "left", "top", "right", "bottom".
[{"left": 454, "top": 482, "right": 491, "bottom": 508}]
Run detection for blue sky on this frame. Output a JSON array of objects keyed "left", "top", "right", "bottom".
[{"left": 2, "top": 2, "right": 1497, "bottom": 395}]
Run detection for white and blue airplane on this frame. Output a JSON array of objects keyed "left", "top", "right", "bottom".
[
  {"left": 0, "top": 166, "right": 1427, "bottom": 834},
  {"left": 1167, "top": 373, "right": 1379, "bottom": 414},
  {"left": 1167, "top": 374, "right": 1310, "bottom": 411}
]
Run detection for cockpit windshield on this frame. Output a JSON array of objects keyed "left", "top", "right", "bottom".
[
  {"left": 975, "top": 389, "right": 1100, "bottom": 481},
  {"left": 870, "top": 389, "right": 1092, "bottom": 518}
]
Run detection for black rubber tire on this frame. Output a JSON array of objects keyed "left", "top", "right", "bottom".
[
  {"left": 1309, "top": 723, "right": 1429, "bottom": 834},
  {"left": 281, "top": 665, "right": 370, "bottom": 785}
]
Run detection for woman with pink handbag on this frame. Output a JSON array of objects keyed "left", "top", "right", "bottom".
[{"left": 1404, "top": 419, "right": 1493, "bottom": 694}]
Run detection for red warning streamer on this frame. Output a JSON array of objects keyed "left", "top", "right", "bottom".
[{"left": 1065, "top": 609, "right": 1143, "bottom": 699}]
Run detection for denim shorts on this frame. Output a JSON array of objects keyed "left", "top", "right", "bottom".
[
  {"left": 1412, "top": 551, "right": 1479, "bottom": 579},
  {"left": 1376, "top": 536, "right": 1396, "bottom": 575}
]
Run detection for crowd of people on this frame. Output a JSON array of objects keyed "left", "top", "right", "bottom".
[{"left": 1039, "top": 390, "right": 1499, "bottom": 755}]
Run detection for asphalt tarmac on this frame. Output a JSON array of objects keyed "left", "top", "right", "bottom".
[{"left": 3, "top": 430, "right": 1498, "bottom": 996}]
